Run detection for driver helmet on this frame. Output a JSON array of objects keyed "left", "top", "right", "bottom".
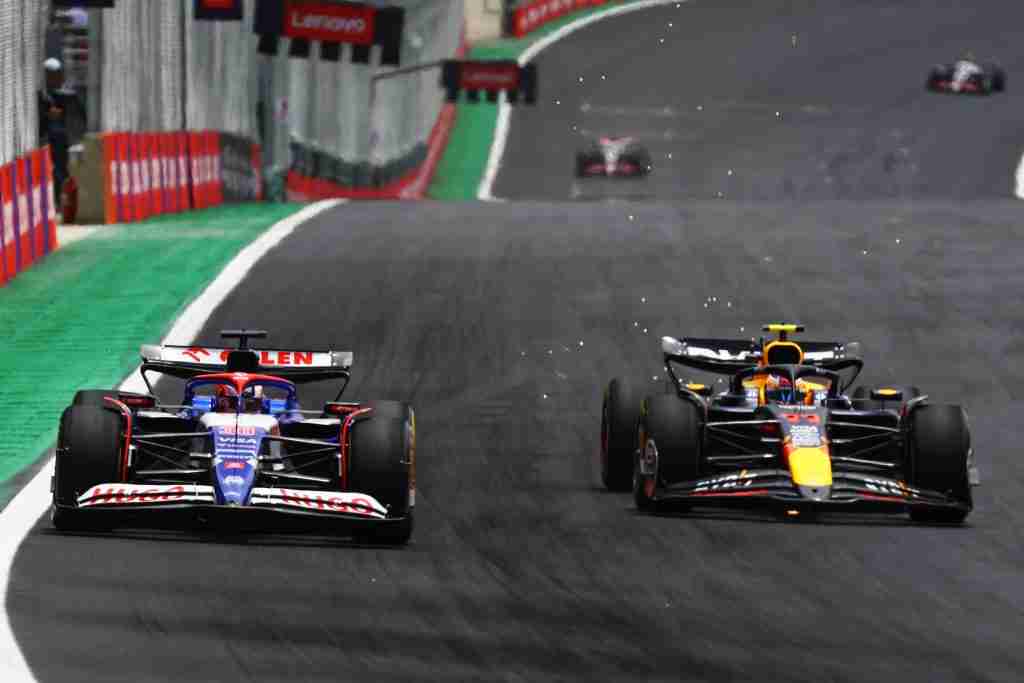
[
  {"left": 241, "top": 385, "right": 264, "bottom": 414},
  {"left": 214, "top": 385, "right": 238, "bottom": 412},
  {"left": 764, "top": 375, "right": 812, "bottom": 405}
]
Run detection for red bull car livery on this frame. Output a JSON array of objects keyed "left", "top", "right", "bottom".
[
  {"left": 601, "top": 325, "right": 977, "bottom": 523},
  {"left": 51, "top": 330, "right": 415, "bottom": 544}
]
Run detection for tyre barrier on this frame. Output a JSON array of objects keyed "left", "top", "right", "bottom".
[
  {"left": 0, "top": 147, "right": 59, "bottom": 287},
  {"left": 286, "top": 102, "right": 455, "bottom": 201}
]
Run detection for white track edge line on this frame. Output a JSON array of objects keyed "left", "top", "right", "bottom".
[
  {"left": 477, "top": 0, "right": 689, "bottom": 201},
  {"left": 0, "top": 199, "right": 345, "bottom": 681},
  {"left": 1015, "top": 152, "right": 1024, "bottom": 199}
]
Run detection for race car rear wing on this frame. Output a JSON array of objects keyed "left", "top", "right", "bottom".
[
  {"left": 660, "top": 336, "right": 863, "bottom": 386},
  {"left": 139, "top": 344, "right": 353, "bottom": 384}
]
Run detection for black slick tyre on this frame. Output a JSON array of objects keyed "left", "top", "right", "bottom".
[
  {"left": 601, "top": 378, "right": 639, "bottom": 491},
  {"left": 349, "top": 415, "right": 414, "bottom": 544},
  {"left": 634, "top": 395, "right": 702, "bottom": 512},
  {"left": 52, "top": 405, "right": 124, "bottom": 531},
  {"left": 907, "top": 404, "right": 972, "bottom": 524}
]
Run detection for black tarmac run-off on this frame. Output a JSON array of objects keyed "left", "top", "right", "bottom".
[{"left": 11, "top": 2, "right": 1024, "bottom": 681}]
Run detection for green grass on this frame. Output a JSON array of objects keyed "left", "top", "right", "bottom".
[{"left": 0, "top": 203, "right": 302, "bottom": 499}]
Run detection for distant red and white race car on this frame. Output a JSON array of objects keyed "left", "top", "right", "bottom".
[
  {"left": 926, "top": 57, "right": 1006, "bottom": 95},
  {"left": 575, "top": 136, "right": 651, "bottom": 178}
]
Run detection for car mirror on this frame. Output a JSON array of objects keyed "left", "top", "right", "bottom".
[{"left": 661, "top": 336, "right": 685, "bottom": 357}]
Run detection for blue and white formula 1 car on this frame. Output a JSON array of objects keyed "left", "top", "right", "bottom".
[{"left": 51, "top": 330, "right": 415, "bottom": 544}]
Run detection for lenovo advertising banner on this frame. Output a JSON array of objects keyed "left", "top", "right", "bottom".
[
  {"left": 283, "top": 0, "right": 375, "bottom": 44},
  {"left": 441, "top": 60, "right": 538, "bottom": 105},
  {"left": 195, "top": 0, "right": 244, "bottom": 21},
  {"left": 255, "top": 0, "right": 405, "bottom": 66}
]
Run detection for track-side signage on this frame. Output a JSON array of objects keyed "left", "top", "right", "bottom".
[{"left": 282, "top": 0, "right": 375, "bottom": 44}]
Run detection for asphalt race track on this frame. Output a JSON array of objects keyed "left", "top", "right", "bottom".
[
  {"left": 10, "top": 3, "right": 1024, "bottom": 682},
  {"left": 495, "top": 0, "right": 1024, "bottom": 201}
]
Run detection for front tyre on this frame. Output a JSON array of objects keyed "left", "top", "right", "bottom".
[
  {"left": 349, "top": 414, "right": 414, "bottom": 544},
  {"left": 601, "top": 378, "right": 640, "bottom": 491},
  {"left": 634, "top": 395, "right": 702, "bottom": 512},
  {"left": 52, "top": 405, "right": 125, "bottom": 531},
  {"left": 907, "top": 404, "right": 972, "bottom": 524}
]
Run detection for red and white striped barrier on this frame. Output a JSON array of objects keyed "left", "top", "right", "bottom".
[
  {"left": 511, "top": 0, "right": 615, "bottom": 37},
  {"left": 0, "top": 147, "right": 58, "bottom": 286},
  {"left": 102, "top": 130, "right": 244, "bottom": 224}
]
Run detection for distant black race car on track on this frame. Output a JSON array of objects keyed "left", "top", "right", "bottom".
[
  {"left": 575, "top": 136, "right": 651, "bottom": 178},
  {"left": 927, "top": 57, "right": 1005, "bottom": 94}
]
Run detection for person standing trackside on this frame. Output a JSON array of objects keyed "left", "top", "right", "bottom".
[{"left": 38, "top": 58, "right": 82, "bottom": 206}]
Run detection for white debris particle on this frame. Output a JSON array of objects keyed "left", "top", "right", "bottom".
[
  {"left": 659, "top": 38, "right": 665, "bottom": 44},
  {"left": 696, "top": 105, "right": 703, "bottom": 111},
  {"left": 896, "top": 238, "right": 902, "bottom": 244},
  {"left": 578, "top": 76, "right": 584, "bottom": 83},
  {"left": 578, "top": 340, "right": 584, "bottom": 347},
  {"left": 776, "top": 111, "right": 781, "bottom": 117},
  {"left": 628, "top": 215, "right": 635, "bottom": 221},
  {"left": 727, "top": 169, "right": 733, "bottom": 176},
  {"left": 641, "top": 296, "right": 647, "bottom": 303},
  {"left": 727, "top": 301, "right": 733, "bottom": 308},
  {"left": 862, "top": 250, "right": 868, "bottom": 255},
  {"left": 542, "top": 393, "right": 549, "bottom": 399},
  {"left": 555, "top": 99, "right": 561, "bottom": 105},
  {"left": 634, "top": 321, "right": 639, "bottom": 327},
  {"left": 601, "top": 74, "right": 607, "bottom": 80},
  {"left": 703, "top": 303, "right": 709, "bottom": 308},
  {"left": 739, "top": 326, "right": 745, "bottom": 332},
  {"left": 642, "top": 328, "right": 648, "bottom": 334},
  {"left": 667, "top": 153, "right": 673, "bottom": 159}
]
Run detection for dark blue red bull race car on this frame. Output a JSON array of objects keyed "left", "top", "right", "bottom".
[
  {"left": 51, "top": 330, "right": 415, "bottom": 544},
  {"left": 600, "top": 325, "right": 978, "bottom": 523}
]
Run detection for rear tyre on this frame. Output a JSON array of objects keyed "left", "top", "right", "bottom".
[
  {"left": 52, "top": 405, "right": 124, "bottom": 531},
  {"left": 992, "top": 68, "right": 1006, "bottom": 92},
  {"left": 349, "top": 415, "right": 414, "bottom": 544},
  {"left": 601, "top": 378, "right": 640, "bottom": 491},
  {"left": 634, "top": 395, "right": 702, "bottom": 512},
  {"left": 907, "top": 404, "right": 972, "bottom": 524}
]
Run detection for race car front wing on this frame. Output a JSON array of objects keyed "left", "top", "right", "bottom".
[
  {"left": 654, "top": 468, "right": 971, "bottom": 512},
  {"left": 57, "top": 482, "right": 403, "bottom": 532}
]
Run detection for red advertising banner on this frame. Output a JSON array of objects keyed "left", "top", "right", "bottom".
[
  {"left": 41, "top": 146, "right": 57, "bottom": 254},
  {"left": 459, "top": 61, "right": 520, "bottom": 91},
  {"left": 283, "top": 0, "right": 375, "bottom": 44},
  {"left": 14, "top": 156, "right": 31, "bottom": 272},
  {"left": 0, "top": 163, "right": 10, "bottom": 284},
  {"left": 29, "top": 150, "right": 45, "bottom": 259},
  {"left": 513, "top": 0, "right": 612, "bottom": 37}
]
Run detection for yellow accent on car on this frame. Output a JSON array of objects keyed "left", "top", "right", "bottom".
[
  {"left": 765, "top": 324, "right": 802, "bottom": 333},
  {"left": 686, "top": 383, "right": 706, "bottom": 391},
  {"left": 876, "top": 388, "right": 899, "bottom": 396},
  {"left": 787, "top": 447, "right": 833, "bottom": 487}
]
